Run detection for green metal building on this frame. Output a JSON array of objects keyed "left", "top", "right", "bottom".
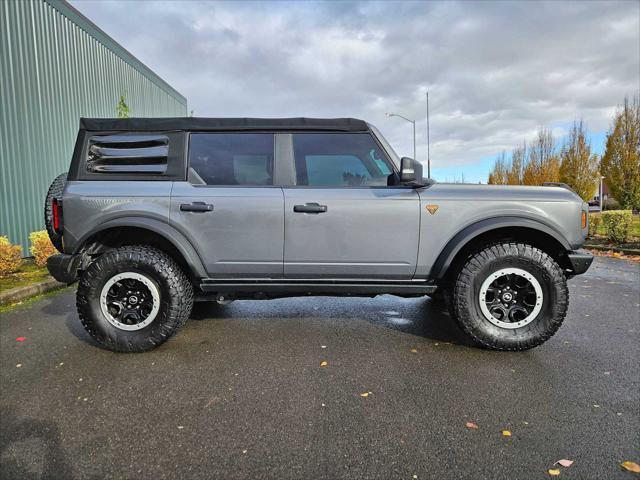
[{"left": 0, "top": 0, "right": 187, "bottom": 254}]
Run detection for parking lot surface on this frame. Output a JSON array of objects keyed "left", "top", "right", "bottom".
[{"left": 1, "top": 256, "right": 639, "bottom": 479}]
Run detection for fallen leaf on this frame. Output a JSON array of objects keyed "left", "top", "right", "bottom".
[
  {"left": 16, "top": 364, "right": 22, "bottom": 368},
  {"left": 242, "top": 449, "right": 247, "bottom": 454},
  {"left": 320, "top": 361, "right": 328, "bottom": 367},
  {"left": 621, "top": 461, "right": 640, "bottom": 473},
  {"left": 555, "top": 459, "right": 574, "bottom": 467},
  {"left": 502, "top": 430, "right": 512, "bottom": 437},
  {"left": 410, "top": 348, "right": 418, "bottom": 353},
  {"left": 16, "top": 337, "right": 26, "bottom": 342},
  {"left": 465, "top": 422, "right": 479, "bottom": 430},
  {"left": 177, "top": 426, "right": 184, "bottom": 429},
  {"left": 548, "top": 468, "right": 561, "bottom": 476},
  {"left": 321, "top": 345, "right": 327, "bottom": 349},
  {"left": 360, "top": 392, "right": 371, "bottom": 397}
]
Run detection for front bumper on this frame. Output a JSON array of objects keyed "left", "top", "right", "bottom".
[
  {"left": 566, "top": 250, "right": 594, "bottom": 275},
  {"left": 47, "top": 253, "right": 83, "bottom": 284}
]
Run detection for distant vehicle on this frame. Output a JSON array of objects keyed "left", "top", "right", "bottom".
[{"left": 45, "top": 117, "right": 593, "bottom": 352}]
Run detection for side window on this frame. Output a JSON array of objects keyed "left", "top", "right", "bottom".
[
  {"left": 293, "top": 133, "right": 395, "bottom": 187},
  {"left": 86, "top": 134, "right": 169, "bottom": 174},
  {"left": 189, "top": 133, "right": 274, "bottom": 185}
]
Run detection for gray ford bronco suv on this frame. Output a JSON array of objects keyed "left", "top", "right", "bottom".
[{"left": 45, "top": 117, "right": 593, "bottom": 353}]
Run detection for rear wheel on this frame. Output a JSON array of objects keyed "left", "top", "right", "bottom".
[
  {"left": 449, "top": 242, "right": 568, "bottom": 351},
  {"left": 44, "top": 173, "right": 67, "bottom": 252},
  {"left": 76, "top": 246, "right": 193, "bottom": 352}
]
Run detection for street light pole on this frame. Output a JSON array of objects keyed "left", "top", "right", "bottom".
[
  {"left": 600, "top": 176, "right": 605, "bottom": 212},
  {"left": 426, "top": 91, "right": 431, "bottom": 179},
  {"left": 385, "top": 112, "right": 416, "bottom": 160}
]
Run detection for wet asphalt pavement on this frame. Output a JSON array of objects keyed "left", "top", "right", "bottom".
[{"left": 1, "top": 256, "right": 639, "bottom": 480}]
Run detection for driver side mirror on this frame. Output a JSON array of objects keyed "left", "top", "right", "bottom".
[{"left": 400, "top": 157, "right": 423, "bottom": 185}]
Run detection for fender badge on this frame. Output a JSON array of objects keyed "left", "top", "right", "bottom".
[{"left": 426, "top": 204, "right": 439, "bottom": 215}]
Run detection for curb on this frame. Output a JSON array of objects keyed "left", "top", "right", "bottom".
[
  {"left": 0, "top": 278, "right": 67, "bottom": 306},
  {"left": 584, "top": 244, "right": 640, "bottom": 256}
]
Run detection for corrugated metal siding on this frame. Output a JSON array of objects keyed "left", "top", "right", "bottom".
[{"left": 0, "top": 0, "right": 187, "bottom": 254}]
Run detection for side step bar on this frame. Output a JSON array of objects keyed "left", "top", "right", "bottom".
[{"left": 199, "top": 280, "right": 437, "bottom": 296}]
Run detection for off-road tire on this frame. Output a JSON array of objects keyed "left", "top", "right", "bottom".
[
  {"left": 449, "top": 242, "right": 568, "bottom": 351},
  {"left": 44, "top": 173, "right": 67, "bottom": 252},
  {"left": 76, "top": 246, "right": 194, "bottom": 352}
]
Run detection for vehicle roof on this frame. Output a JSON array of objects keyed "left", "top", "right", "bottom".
[{"left": 79, "top": 117, "right": 369, "bottom": 132}]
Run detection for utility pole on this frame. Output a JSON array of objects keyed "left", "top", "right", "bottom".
[
  {"left": 426, "top": 91, "right": 431, "bottom": 178},
  {"left": 412, "top": 121, "right": 416, "bottom": 162}
]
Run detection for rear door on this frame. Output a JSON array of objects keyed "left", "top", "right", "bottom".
[
  {"left": 283, "top": 132, "right": 420, "bottom": 280},
  {"left": 170, "top": 132, "right": 284, "bottom": 279}
]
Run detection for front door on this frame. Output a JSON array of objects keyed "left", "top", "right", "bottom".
[
  {"left": 170, "top": 132, "right": 284, "bottom": 279},
  {"left": 283, "top": 132, "right": 420, "bottom": 280}
]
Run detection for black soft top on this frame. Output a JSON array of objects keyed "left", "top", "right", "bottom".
[{"left": 79, "top": 117, "right": 369, "bottom": 132}]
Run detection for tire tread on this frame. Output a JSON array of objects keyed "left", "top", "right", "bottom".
[
  {"left": 44, "top": 173, "right": 67, "bottom": 252},
  {"left": 76, "top": 245, "right": 193, "bottom": 352},
  {"left": 449, "top": 241, "right": 568, "bottom": 351}
]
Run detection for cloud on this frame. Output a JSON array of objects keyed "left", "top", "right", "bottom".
[{"left": 71, "top": 0, "right": 639, "bottom": 177}]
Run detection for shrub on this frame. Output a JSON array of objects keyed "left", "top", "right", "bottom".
[
  {"left": 0, "top": 236, "right": 22, "bottom": 277},
  {"left": 604, "top": 198, "right": 620, "bottom": 210},
  {"left": 29, "top": 231, "right": 57, "bottom": 267},
  {"left": 601, "top": 210, "right": 633, "bottom": 244},
  {"left": 588, "top": 213, "right": 602, "bottom": 237}
]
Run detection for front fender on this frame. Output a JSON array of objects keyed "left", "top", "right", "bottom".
[{"left": 429, "top": 216, "right": 572, "bottom": 280}]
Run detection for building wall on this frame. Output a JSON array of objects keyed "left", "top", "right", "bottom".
[{"left": 0, "top": 0, "right": 187, "bottom": 253}]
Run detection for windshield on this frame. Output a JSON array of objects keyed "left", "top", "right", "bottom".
[{"left": 368, "top": 124, "right": 401, "bottom": 169}]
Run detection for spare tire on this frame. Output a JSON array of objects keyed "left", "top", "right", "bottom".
[{"left": 44, "top": 173, "right": 67, "bottom": 252}]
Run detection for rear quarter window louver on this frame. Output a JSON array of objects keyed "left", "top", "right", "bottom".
[{"left": 86, "top": 135, "right": 169, "bottom": 174}]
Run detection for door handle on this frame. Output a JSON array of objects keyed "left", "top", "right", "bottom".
[
  {"left": 293, "top": 203, "right": 328, "bottom": 214},
  {"left": 180, "top": 202, "right": 213, "bottom": 212}
]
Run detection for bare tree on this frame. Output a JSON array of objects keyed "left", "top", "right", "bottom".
[{"left": 507, "top": 142, "right": 526, "bottom": 185}]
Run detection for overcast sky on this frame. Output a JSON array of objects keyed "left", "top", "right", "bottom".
[{"left": 71, "top": 0, "right": 639, "bottom": 182}]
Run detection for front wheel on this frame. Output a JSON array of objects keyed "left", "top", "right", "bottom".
[
  {"left": 449, "top": 242, "right": 568, "bottom": 351},
  {"left": 76, "top": 246, "right": 194, "bottom": 352}
]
